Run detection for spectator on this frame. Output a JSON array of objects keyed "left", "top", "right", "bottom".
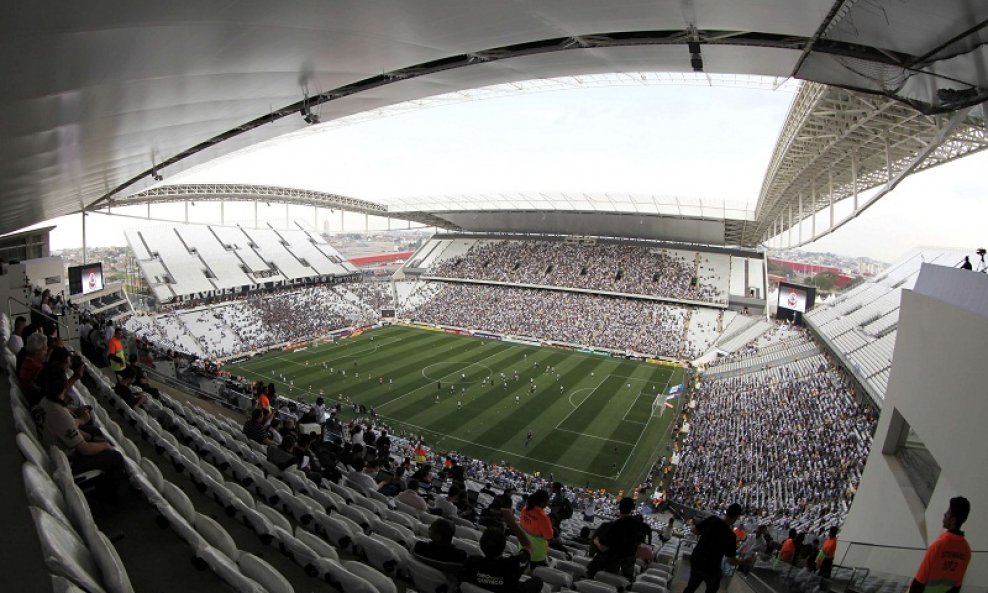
[
  {"left": 433, "top": 485, "right": 461, "bottom": 519},
  {"left": 243, "top": 408, "right": 274, "bottom": 445},
  {"left": 684, "top": 504, "right": 743, "bottom": 593},
  {"left": 520, "top": 490, "right": 554, "bottom": 567},
  {"left": 128, "top": 354, "right": 160, "bottom": 399},
  {"left": 817, "top": 526, "right": 838, "bottom": 577},
  {"left": 738, "top": 525, "right": 768, "bottom": 574},
  {"left": 413, "top": 518, "right": 467, "bottom": 573},
  {"left": 267, "top": 434, "right": 299, "bottom": 471},
  {"left": 35, "top": 374, "right": 124, "bottom": 502},
  {"left": 6, "top": 315, "right": 26, "bottom": 354},
  {"left": 396, "top": 478, "right": 429, "bottom": 513},
  {"left": 460, "top": 528, "right": 543, "bottom": 593},
  {"left": 780, "top": 528, "right": 797, "bottom": 563},
  {"left": 588, "top": 497, "right": 647, "bottom": 579},
  {"left": 349, "top": 458, "right": 383, "bottom": 493},
  {"left": 107, "top": 327, "right": 127, "bottom": 376},
  {"left": 113, "top": 367, "right": 148, "bottom": 409},
  {"left": 18, "top": 333, "right": 49, "bottom": 407}
]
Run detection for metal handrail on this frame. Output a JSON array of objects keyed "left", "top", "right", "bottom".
[{"left": 6, "top": 295, "right": 76, "bottom": 339}]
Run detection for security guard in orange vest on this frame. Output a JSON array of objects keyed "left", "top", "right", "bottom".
[
  {"left": 910, "top": 497, "right": 971, "bottom": 593},
  {"left": 108, "top": 327, "right": 127, "bottom": 376}
]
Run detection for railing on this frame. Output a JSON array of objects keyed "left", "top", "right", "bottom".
[{"left": 836, "top": 541, "right": 988, "bottom": 593}]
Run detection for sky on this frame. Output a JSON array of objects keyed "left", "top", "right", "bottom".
[{"left": 41, "top": 82, "right": 988, "bottom": 263}]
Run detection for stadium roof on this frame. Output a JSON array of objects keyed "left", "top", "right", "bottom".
[{"left": 3, "top": 2, "right": 988, "bottom": 244}]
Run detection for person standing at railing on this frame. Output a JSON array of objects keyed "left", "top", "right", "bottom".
[
  {"left": 107, "top": 327, "right": 127, "bottom": 376},
  {"left": 910, "top": 497, "right": 971, "bottom": 593}
]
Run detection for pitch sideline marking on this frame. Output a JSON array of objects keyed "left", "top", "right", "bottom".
[
  {"left": 554, "top": 427, "right": 635, "bottom": 446},
  {"left": 380, "top": 417, "right": 617, "bottom": 478}
]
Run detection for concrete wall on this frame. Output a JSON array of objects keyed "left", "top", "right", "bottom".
[{"left": 839, "top": 265, "right": 987, "bottom": 589}]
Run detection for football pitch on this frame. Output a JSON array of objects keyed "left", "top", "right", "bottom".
[{"left": 225, "top": 325, "right": 685, "bottom": 492}]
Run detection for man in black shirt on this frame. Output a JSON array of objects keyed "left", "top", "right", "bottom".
[
  {"left": 460, "top": 528, "right": 543, "bottom": 593},
  {"left": 412, "top": 518, "right": 468, "bottom": 573},
  {"left": 684, "top": 503, "right": 743, "bottom": 593},
  {"left": 588, "top": 497, "right": 648, "bottom": 578}
]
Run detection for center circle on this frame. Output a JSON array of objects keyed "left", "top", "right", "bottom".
[{"left": 421, "top": 361, "right": 494, "bottom": 384}]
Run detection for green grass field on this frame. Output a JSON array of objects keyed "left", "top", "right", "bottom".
[{"left": 225, "top": 325, "right": 684, "bottom": 493}]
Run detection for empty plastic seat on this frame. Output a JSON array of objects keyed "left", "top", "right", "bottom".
[
  {"left": 29, "top": 506, "right": 108, "bottom": 593},
  {"left": 355, "top": 533, "right": 402, "bottom": 575},
  {"left": 161, "top": 481, "right": 197, "bottom": 525},
  {"left": 534, "top": 565, "right": 574, "bottom": 591},
  {"left": 314, "top": 511, "right": 357, "bottom": 550},
  {"left": 344, "top": 559, "right": 399, "bottom": 593},
  {"left": 194, "top": 545, "right": 267, "bottom": 593},
  {"left": 337, "top": 503, "right": 373, "bottom": 532},
  {"left": 371, "top": 517, "right": 417, "bottom": 549},
  {"left": 22, "top": 461, "right": 70, "bottom": 524},
  {"left": 237, "top": 552, "right": 295, "bottom": 593},
  {"left": 555, "top": 560, "right": 588, "bottom": 579},
  {"left": 575, "top": 581, "right": 618, "bottom": 593},
  {"left": 594, "top": 571, "right": 630, "bottom": 591},
  {"left": 406, "top": 556, "right": 455, "bottom": 593},
  {"left": 321, "top": 558, "right": 379, "bottom": 593},
  {"left": 16, "top": 432, "right": 52, "bottom": 473},
  {"left": 195, "top": 513, "right": 239, "bottom": 559},
  {"left": 89, "top": 530, "right": 136, "bottom": 593},
  {"left": 630, "top": 582, "right": 667, "bottom": 593}
]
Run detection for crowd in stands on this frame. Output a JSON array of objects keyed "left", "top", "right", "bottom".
[
  {"left": 430, "top": 240, "right": 728, "bottom": 304},
  {"left": 8, "top": 276, "right": 897, "bottom": 591},
  {"left": 666, "top": 357, "right": 876, "bottom": 535},
  {"left": 407, "top": 283, "right": 690, "bottom": 358},
  {"left": 711, "top": 322, "right": 809, "bottom": 367},
  {"left": 345, "top": 282, "right": 396, "bottom": 311},
  {"left": 126, "top": 284, "right": 377, "bottom": 359}
]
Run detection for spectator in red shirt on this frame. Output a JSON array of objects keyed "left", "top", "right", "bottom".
[{"left": 779, "top": 528, "right": 798, "bottom": 563}]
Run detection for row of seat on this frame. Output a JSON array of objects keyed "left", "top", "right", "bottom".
[{"left": 130, "top": 373, "right": 681, "bottom": 593}]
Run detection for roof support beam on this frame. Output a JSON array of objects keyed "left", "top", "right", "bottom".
[
  {"left": 783, "top": 105, "right": 976, "bottom": 248},
  {"left": 751, "top": 83, "right": 988, "bottom": 248},
  {"left": 828, "top": 169, "right": 834, "bottom": 230}
]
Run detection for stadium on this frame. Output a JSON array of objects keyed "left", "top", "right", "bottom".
[{"left": 1, "top": 4, "right": 987, "bottom": 593}]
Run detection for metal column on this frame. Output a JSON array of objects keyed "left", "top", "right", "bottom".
[{"left": 81, "top": 211, "right": 88, "bottom": 264}]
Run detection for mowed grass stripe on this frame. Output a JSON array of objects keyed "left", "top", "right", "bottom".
[
  {"left": 471, "top": 350, "right": 575, "bottom": 449},
  {"left": 290, "top": 330, "right": 487, "bottom": 401},
  {"left": 378, "top": 342, "right": 518, "bottom": 418},
  {"left": 337, "top": 335, "right": 498, "bottom": 407},
  {"left": 232, "top": 327, "right": 444, "bottom": 401},
  {"left": 403, "top": 347, "right": 539, "bottom": 438},
  {"left": 224, "top": 326, "right": 683, "bottom": 491}
]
